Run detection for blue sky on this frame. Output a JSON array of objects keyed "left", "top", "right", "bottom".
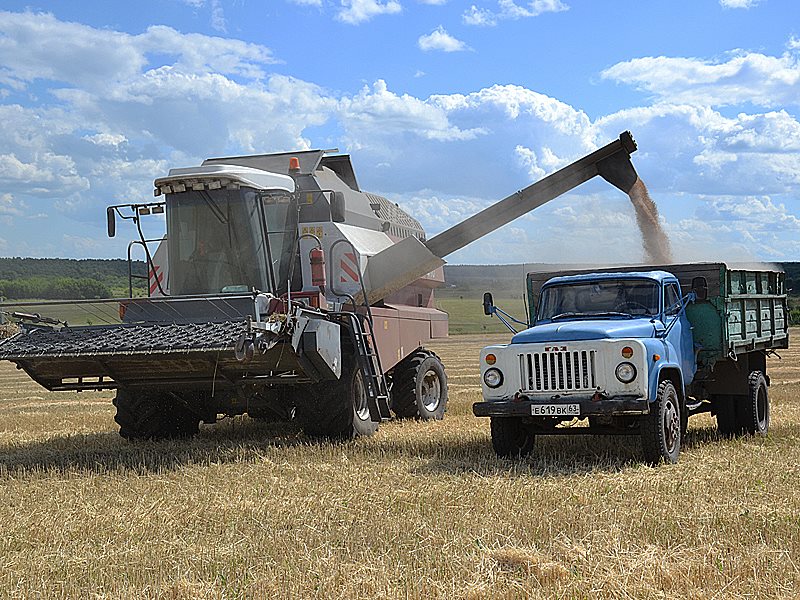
[{"left": 0, "top": 0, "right": 799, "bottom": 264}]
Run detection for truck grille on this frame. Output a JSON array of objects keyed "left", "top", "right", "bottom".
[{"left": 519, "top": 350, "right": 597, "bottom": 393}]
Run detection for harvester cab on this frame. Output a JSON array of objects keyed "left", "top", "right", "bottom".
[{"left": 0, "top": 133, "right": 643, "bottom": 442}]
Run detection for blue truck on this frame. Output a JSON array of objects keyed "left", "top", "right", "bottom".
[{"left": 473, "top": 262, "right": 788, "bottom": 464}]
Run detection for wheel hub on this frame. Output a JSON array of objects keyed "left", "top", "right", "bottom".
[
  {"left": 664, "top": 399, "right": 680, "bottom": 453},
  {"left": 420, "top": 369, "right": 441, "bottom": 412},
  {"left": 354, "top": 370, "right": 371, "bottom": 421}
]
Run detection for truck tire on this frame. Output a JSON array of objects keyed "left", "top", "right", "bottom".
[
  {"left": 741, "top": 371, "right": 769, "bottom": 436},
  {"left": 390, "top": 349, "right": 448, "bottom": 420},
  {"left": 296, "top": 348, "right": 378, "bottom": 440},
  {"left": 113, "top": 389, "right": 200, "bottom": 440},
  {"left": 713, "top": 394, "right": 741, "bottom": 437},
  {"left": 490, "top": 417, "right": 535, "bottom": 458},
  {"left": 641, "top": 380, "right": 681, "bottom": 465}
]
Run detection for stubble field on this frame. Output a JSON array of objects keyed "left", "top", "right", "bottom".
[{"left": 0, "top": 330, "right": 799, "bottom": 598}]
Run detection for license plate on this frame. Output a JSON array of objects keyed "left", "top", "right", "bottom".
[{"left": 531, "top": 403, "right": 580, "bottom": 416}]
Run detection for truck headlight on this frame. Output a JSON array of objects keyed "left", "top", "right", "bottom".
[
  {"left": 615, "top": 362, "right": 637, "bottom": 384},
  {"left": 483, "top": 368, "right": 503, "bottom": 388}
]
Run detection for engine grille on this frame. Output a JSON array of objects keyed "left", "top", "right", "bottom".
[{"left": 519, "top": 350, "right": 597, "bottom": 393}]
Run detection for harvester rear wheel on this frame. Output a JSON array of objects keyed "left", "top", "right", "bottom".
[
  {"left": 389, "top": 348, "right": 447, "bottom": 420},
  {"left": 296, "top": 348, "right": 378, "bottom": 440},
  {"left": 113, "top": 389, "right": 200, "bottom": 440}
]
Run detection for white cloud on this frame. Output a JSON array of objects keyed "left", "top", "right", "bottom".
[
  {"left": 336, "top": 0, "right": 402, "bottom": 24},
  {"left": 338, "top": 80, "right": 485, "bottom": 147},
  {"left": 463, "top": 0, "right": 568, "bottom": 26},
  {"left": 719, "top": 0, "right": 763, "bottom": 8},
  {"left": 210, "top": 0, "right": 226, "bottom": 32},
  {"left": 0, "top": 12, "right": 277, "bottom": 93},
  {"left": 697, "top": 196, "right": 800, "bottom": 231},
  {"left": 594, "top": 103, "right": 800, "bottom": 196},
  {"left": 418, "top": 26, "right": 470, "bottom": 52},
  {"left": 463, "top": 5, "right": 496, "bottom": 26},
  {"left": 289, "top": 0, "right": 323, "bottom": 4},
  {"left": 83, "top": 133, "right": 128, "bottom": 147},
  {"left": 601, "top": 48, "right": 800, "bottom": 108},
  {"left": 0, "top": 192, "right": 24, "bottom": 217}
]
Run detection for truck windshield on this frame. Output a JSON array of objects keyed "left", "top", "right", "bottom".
[
  {"left": 538, "top": 279, "right": 660, "bottom": 320},
  {"left": 167, "top": 187, "right": 296, "bottom": 295}
]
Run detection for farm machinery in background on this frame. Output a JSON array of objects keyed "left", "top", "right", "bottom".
[{"left": 0, "top": 133, "right": 642, "bottom": 440}]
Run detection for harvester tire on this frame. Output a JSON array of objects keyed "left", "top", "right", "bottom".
[
  {"left": 113, "top": 389, "right": 200, "bottom": 440},
  {"left": 490, "top": 417, "right": 535, "bottom": 458},
  {"left": 390, "top": 348, "right": 447, "bottom": 420},
  {"left": 296, "top": 349, "right": 378, "bottom": 440},
  {"left": 640, "top": 380, "right": 681, "bottom": 465}
]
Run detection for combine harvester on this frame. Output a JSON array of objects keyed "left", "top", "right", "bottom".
[{"left": 0, "top": 133, "right": 642, "bottom": 440}]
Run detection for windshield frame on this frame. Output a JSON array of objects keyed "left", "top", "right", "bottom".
[
  {"left": 537, "top": 277, "right": 662, "bottom": 322},
  {"left": 166, "top": 187, "right": 298, "bottom": 296}
]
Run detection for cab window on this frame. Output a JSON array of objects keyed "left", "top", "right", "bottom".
[{"left": 664, "top": 283, "right": 682, "bottom": 316}]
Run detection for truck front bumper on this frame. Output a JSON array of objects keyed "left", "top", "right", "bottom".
[{"left": 472, "top": 394, "right": 649, "bottom": 418}]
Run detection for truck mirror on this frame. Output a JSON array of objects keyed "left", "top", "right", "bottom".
[
  {"left": 691, "top": 276, "right": 708, "bottom": 301},
  {"left": 330, "top": 191, "right": 346, "bottom": 223},
  {"left": 106, "top": 207, "right": 116, "bottom": 238},
  {"left": 483, "top": 292, "right": 494, "bottom": 316}
]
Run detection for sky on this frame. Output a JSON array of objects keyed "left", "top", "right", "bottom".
[{"left": 0, "top": 0, "right": 799, "bottom": 265}]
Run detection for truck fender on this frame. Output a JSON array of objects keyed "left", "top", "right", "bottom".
[{"left": 652, "top": 364, "right": 685, "bottom": 405}]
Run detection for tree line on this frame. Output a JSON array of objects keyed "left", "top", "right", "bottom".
[{"left": 0, "top": 258, "right": 147, "bottom": 299}]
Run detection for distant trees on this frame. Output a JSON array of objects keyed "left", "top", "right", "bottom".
[
  {"left": 0, "top": 258, "right": 147, "bottom": 299},
  {"left": 0, "top": 277, "right": 111, "bottom": 299}
]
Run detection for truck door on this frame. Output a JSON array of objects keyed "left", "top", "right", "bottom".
[{"left": 664, "top": 281, "right": 696, "bottom": 384}]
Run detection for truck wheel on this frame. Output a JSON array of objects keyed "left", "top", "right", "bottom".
[
  {"left": 490, "top": 418, "right": 535, "bottom": 458},
  {"left": 113, "top": 389, "right": 200, "bottom": 440},
  {"left": 390, "top": 349, "right": 448, "bottom": 420},
  {"left": 296, "top": 349, "right": 378, "bottom": 440},
  {"left": 742, "top": 371, "right": 769, "bottom": 436},
  {"left": 641, "top": 380, "right": 681, "bottom": 465},
  {"left": 713, "top": 394, "right": 741, "bottom": 437}
]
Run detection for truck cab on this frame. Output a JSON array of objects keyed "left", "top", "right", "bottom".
[
  {"left": 474, "top": 263, "right": 787, "bottom": 464},
  {"left": 478, "top": 271, "right": 693, "bottom": 411}
]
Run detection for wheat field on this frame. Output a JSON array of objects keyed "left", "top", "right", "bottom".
[{"left": 0, "top": 330, "right": 799, "bottom": 599}]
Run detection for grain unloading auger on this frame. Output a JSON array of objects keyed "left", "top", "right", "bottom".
[{"left": 0, "top": 132, "right": 640, "bottom": 440}]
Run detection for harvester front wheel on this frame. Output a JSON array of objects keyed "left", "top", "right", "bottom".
[
  {"left": 296, "top": 349, "right": 378, "bottom": 440},
  {"left": 390, "top": 349, "right": 448, "bottom": 420},
  {"left": 113, "top": 389, "right": 200, "bottom": 440}
]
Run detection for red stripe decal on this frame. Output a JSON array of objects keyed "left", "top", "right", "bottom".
[{"left": 340, "top": 260, "right": 360, "bottom": 282}]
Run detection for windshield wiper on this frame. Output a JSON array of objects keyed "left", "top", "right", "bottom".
[
  {"left": 550, "top": 311, "right": 634, "bottom": 321},
  {"left": 199, "top": 190, "right": 228, "bottom": 224},
  {"left": 550, "top": 312, "right": 589, "bottom": 320}
]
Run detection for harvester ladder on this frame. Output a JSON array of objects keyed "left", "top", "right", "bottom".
[{"left": 338, "top": 312, "right": 391, "bottom": 422}]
